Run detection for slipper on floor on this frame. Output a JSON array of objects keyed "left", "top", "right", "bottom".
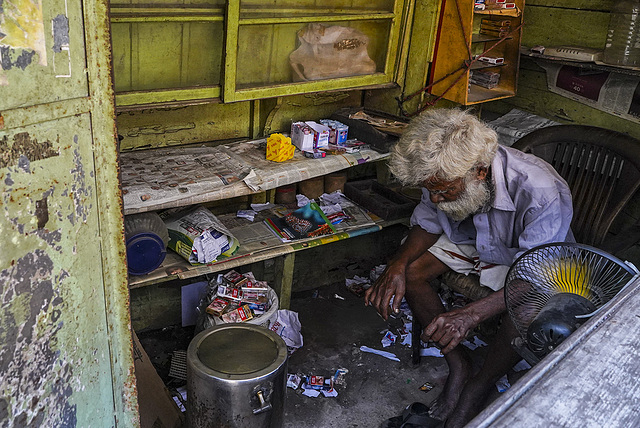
[{"left": 380, "top": 402, "right": 442, "bottom": 428}]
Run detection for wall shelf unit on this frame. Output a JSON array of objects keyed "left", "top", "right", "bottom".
[{"left": 429, "top": 0, "right": 524, "bottom": 105}]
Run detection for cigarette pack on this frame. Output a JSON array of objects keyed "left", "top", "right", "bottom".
[
  {"left": 303, "top": 150, "right": 326, "bottom": 159},
  {"left": 319, "top": 119, "right": 349, "bottom": 145},
  {"left": 242, "top": 280, "right": 269, "bottom": 292},
  {"left": 320, "top": 145, "right": 347, "bottom": 155},
  {"left": 243, "top": 301, "right": 267, "bottom": 314},
  {"left": 206, "top": 297, "right": 230, "bottom": 316},
  {"left": 242, "top": 293, "right": 268, "bottom": 305},
  {"left": 221, "top": 304, "right": 253, "bottom": 323},
  {"left": 305, "top": 375, "right": 334, "bottom": 391},
  {"left": 223, "top": 270, "right": 248, "bottom": 287},
  {"left": 217, "top": 284, "right": 243, "bottom": 301},
  {"left": 479, "top": 28, "right": 510, "bottom": 38},
  {"left": 486, "top": 2, "right": 515, "bottom": 8},
  {"left": 287, "top": 374, "right": 303, "bottom": 389},
  {"left": 477, "top": 56, "right": 504, "bottom": 65},
  {"left": 306, "top": 121, "right": 330, "bottom": 149}
]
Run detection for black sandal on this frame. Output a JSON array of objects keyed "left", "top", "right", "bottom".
[{"left": 380, "top": 402, "right": 442, "bottom": 428}]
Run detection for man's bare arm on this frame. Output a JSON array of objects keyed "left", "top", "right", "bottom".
[
  {"left": 364, "top": 226, "right": 440, "bottom": 319},
  {"left": 422, "top": 290, "right": 506, "bottom": 354}
]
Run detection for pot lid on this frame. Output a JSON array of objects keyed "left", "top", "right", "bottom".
[{"left": 197, "top": 326, "right": 281, "bottom": 375}]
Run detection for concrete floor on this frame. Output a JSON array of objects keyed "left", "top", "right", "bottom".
[
  {"left": 284, "top": 282, "right": 447, "bottom": 428},
  {"left": 138, "top": 280, "right": 517, "bottom": 427}
]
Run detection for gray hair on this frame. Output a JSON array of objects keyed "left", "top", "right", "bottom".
[{"left": 389, "top": 108, "right": 498, "bottom": 186}]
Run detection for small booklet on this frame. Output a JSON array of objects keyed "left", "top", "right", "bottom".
[{"left": 264, "top": 202, "right": 336, "bottom": 242}]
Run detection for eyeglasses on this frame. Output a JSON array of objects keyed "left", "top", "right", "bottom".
[{"left": 424, "top": 182, "right": 462, "bottom": 196}]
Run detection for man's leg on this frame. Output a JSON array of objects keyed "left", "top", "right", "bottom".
[
  {"left": 445, "top": 314, "right": 521, "bottom": 428},
  {"left": 403, "top": 252, "right": 472, "bottom": 421}
]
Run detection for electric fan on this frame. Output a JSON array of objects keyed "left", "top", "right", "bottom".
[{"left": 504, "top": 243, "right": 638, "bottom": 365}]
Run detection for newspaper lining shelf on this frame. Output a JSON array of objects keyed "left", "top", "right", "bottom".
[
  {"left": 128, "top": 193, "right": 393, "bottom": 289},
  {"left": 120, "top": 139, "right": 389, "bottom": 215}
]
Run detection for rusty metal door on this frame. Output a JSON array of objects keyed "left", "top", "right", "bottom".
[{"left": 0, "top": 0, "right": 138, "bottom": 426}]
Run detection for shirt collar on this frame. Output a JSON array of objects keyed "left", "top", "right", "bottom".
[{"left": 490, "top": 147, "right": 516, "bottom": 212}]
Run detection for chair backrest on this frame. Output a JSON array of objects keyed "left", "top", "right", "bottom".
[{"left": 512, "top": 125, "right": 640, "bottom": 249}]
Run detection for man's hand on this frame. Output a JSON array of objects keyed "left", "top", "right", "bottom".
[
  {"left": 364, "top": 263, "right": 407, "bottom": 320},
  {"left": 422, "top": 307, "right": 479, "bottom": 354}
]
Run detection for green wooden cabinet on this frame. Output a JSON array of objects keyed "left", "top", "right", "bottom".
[
  {"left": 0, "top": 0, "right": 137, "bottom": 425},
  {"left": 110, "top": 0, "right": 412, "bottom": 108}
]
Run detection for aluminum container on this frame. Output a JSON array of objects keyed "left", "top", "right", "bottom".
[{"left": 187, "top": 323, "right": 288, "bottom": 428}]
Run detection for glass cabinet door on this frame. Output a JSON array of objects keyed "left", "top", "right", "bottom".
[
  {"left": 110, "top": 0, "right": 226, "bottom": 108},
  {"left": 223, "top": 0, "right": 404, "bottom": 102}
]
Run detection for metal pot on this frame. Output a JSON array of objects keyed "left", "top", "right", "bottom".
[{"left": 187, "top": 323, "right": 288, "bottom": 428}]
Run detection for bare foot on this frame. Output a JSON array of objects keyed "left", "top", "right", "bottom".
[
  {"left": 428, "top": 351, "right": 472, "bottom": 421},
  {"left": 444, "top": 379, "right": 491, "bottom": 428}
]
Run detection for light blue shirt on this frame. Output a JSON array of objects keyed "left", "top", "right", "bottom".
[{"left": 410, "top": 145, "right": 575, "bottom": 266}]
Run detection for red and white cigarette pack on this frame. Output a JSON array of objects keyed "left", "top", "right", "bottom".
[
  {"left": 206, "top": 297, "right": 230, "bottom": 316},
  {"left": 305, "top": 375, "right": 334, "bottom": 391},
  {"left": 221, "top": 304, "right": 253, "bottom": 323}
]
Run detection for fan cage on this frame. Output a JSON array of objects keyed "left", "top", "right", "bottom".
[{"left": 505, "top": 242, "right": 636, "bottom": 339}]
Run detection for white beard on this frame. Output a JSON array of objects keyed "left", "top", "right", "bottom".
[{"left": 436, "top": 178, "right": 492, "bottom": 222}]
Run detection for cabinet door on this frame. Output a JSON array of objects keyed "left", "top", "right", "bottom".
[
  {"left": 110, "top": 0, "right": 226, "bottom": 108},
  {"left": 223, "top": 0, "right": 405, "bottom": 102},
  {"left": 0, "top": 0, "right": 137, "bottom": 426}
]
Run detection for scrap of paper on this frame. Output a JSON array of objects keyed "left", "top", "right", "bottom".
[{"left": 359, "top": 346, "right": 400, "bottom": 362}]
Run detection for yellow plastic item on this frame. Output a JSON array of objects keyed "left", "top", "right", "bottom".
[{"left": 266, "top": 133, "right": 295, "bottom": 162}]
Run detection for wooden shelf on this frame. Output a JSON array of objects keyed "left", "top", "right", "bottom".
[
  {"left": 468, "top": 61, "right": 506, "bottom": 70},
  {"left": 467, "top": 85, "right": 516, "bottom": 104},
  {"left": 128, "top": 206, "right": 409, "bottom": 309},
  {"left": 475, "top": 8, "right": 521, "bottom": 18},
  {"left": 472, "top": 33, "right": 513, "bottom": 44},
  {"left": 521, "top": 49, "right": 640, "bottom": 77}
]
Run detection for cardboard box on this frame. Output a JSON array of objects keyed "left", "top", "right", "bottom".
[{"left": 133, "top": 332, "right": 184, "bottom": 428}]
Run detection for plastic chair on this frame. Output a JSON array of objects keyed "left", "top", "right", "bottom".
[
  {"left": 412, "top": 124, "right": 640, "bottom": 364},
  {"left": 512, "top": 125, "right": 640, "bottom": 252}
]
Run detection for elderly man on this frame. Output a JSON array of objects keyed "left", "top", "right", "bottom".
[{"left": 364, "top": 109, "right": 574, "bottom": 427}]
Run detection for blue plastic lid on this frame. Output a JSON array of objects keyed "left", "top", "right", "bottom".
[{"left": 126, "top": 232, "right": 167, "bottom": 276}]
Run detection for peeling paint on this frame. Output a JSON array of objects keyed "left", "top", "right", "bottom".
[
  {"left": 35, "top": 196, "right": 48, "bottom": 229},
  {"left": 67, "top": 146, "right": 91, "bottom": 225},
  {"left": 0, "top": 133, "right": 59, "bottom": 169},
  {"left": 52, "top": 15, "right": 69, "bottom": 53},
  {"left": 17, "top": 154, "right": 30, "bottom": 173},
  {"left": 0, "top": 46, "right": 36, "bottom": 70},
  {"left": 0, "top": 250, "right": 76, "bottom": 427}
]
